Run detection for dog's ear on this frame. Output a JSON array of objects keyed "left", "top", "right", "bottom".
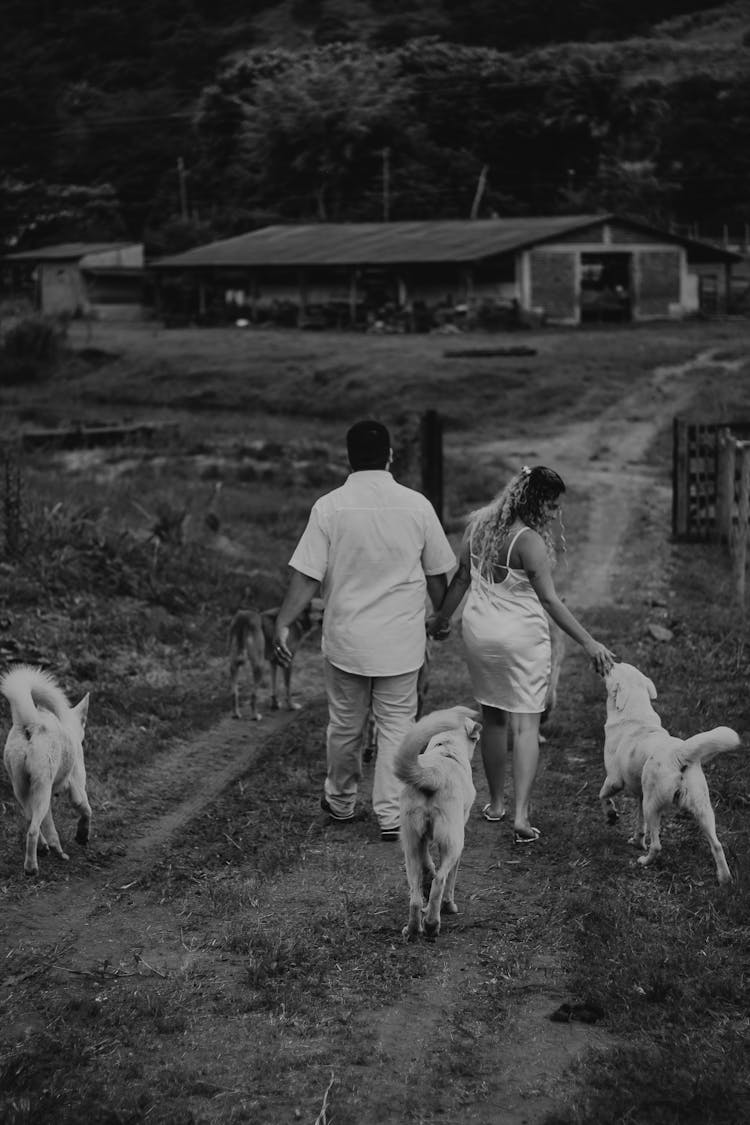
[
  {"left": 73, "top": 693, "right": 89, "bottom": 734},
  {"left": 645, "top": 676, "right": 657, "bottom": 700},
  {"left": 612, "top": 679, "right": 628, "bottom": 712},
  {"left": 464, "top": 716, "right": 482, "bottom": 741}
]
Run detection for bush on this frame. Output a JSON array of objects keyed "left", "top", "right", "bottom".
[{"left": 0, "top": 314, "right": 67, "bottom": 384}]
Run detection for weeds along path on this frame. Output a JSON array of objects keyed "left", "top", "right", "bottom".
[
  {"left": 0, "top": 706, "right": 308, "bottom": 939},
  {"left": 0, "top": 347, "right": 737, "bottom": 1122}
]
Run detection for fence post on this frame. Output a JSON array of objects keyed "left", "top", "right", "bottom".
[
  {"left": 672, "top": 417, "right": 689, "bottom": 539},
  {"left": 420, "top": 410, "right": 444, "bottom": 525},
  {"left": 715, "top": 427, "right": 736, "bottom": 544},
  {"left": 734, "top": 442, "right": 750, "bottom": 607}
]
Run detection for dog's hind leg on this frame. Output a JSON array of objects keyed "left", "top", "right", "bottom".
[
  {"left": 269, "top": 662, "right": 280, "bottom": 711},
  {"left": 23, "top": 781, "right": 58, "bottom": 875},
  {"left": 419, "top": 835, "right": 435, "bottom": 900},
  {"left": 637, "top": 795, "right": 663, "bottom": 869},
  {"left": 682, "top": 769, "right": 732, "bottom": 884},
  {"left": 424, "top": 836, "right": 463, "bottom": 940},
  {"left": 68, "top": 772, "right": 92, "bottom": 847},
  {"left": 628, "top": 800, "right": 646, "bottom": 850},
  {"left": 598, "top": 776, "right": 623, "bottom": 824},
  {"left": 442, "top": 857, "right": 461, "bottom": 916},
  {"left": 282, "top": 663, "right": 300, "bottom": 711},
  {"left": 230, "top": 659, "right": 243, "bottom": 719},
  {"left": 402, "top": 829, "right": 427, "bottom": 942},
  {"left": 40, "top": 808, "right": 69, "bottom": 863},
  {"left": 248, "top": 658, "right": 264, "bottom": 722}
]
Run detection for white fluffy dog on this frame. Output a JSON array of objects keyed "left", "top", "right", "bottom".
[
  {"left": 395, "top": 705, "right": 481, "bottom": 941},
  {"left": 2, "top": 664, "right": 91, "bottom": 876},
  {"left": 599, "top": 662, "right": 741, "bottom": 884}
]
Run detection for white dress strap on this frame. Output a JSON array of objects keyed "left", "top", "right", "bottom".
[{"left": 505, "top": 526, "right": 529, "bottom": 568}]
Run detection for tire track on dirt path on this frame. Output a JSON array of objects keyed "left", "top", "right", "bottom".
[{"left": 0, "top": 708, "right": 307, "bottom": 946}]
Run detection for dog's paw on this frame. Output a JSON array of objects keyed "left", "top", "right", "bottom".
[
  {"left": 252, "top": 712, "right": 263, "bottom": 722},
  {"left": 441, "top": 900, "right": 459, "bottom": 915},
  {"left": 75, "top": 827, "right": 89, "bottom": 846},
  {"left": 423, "top": 919, "right": 440, "bottom": 941},
  {"left": 287, "top": 701, "right": 302, "bottom": 711},
  {"left": 402, "top": 924, "right": 421, "bottom": 943}
]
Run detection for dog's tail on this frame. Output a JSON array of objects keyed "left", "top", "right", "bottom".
[
  {"left": 677, "top": 726, "right": 741, "bottom": 768},
  {"left": 0, "top": 664, "right": 71, "bottom": 729},
  {"left": 394, "top": 706, "right": 478, "bottom": 794}
]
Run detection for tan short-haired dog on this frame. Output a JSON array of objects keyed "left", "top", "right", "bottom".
[
  {"left": 395, "top": 705, "right": 481, "bottom": 941},
  {"left": 599, "top": 662, "right": 741, "bottom": 884},
  {"left": 2, "top": 664, "right": 91, "bottom": 876},
  {"left": 229, "top": 601, "right": 321, "bottom": 720}
]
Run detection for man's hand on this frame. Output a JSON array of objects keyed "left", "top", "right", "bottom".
[
  {"left": 273, "top": 624, "right": 293, "bottom": 667},
  {"left": 426, "top": 614, "right": 451, "bottom": 641}
]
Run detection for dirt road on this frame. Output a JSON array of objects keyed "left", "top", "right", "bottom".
[{"left": 0, "top": 348, "right": 734, "bottom": 1123}]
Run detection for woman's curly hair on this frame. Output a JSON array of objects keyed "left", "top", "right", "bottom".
[{"left": 468, "top": 465, "right": 566, "bottom": 580}]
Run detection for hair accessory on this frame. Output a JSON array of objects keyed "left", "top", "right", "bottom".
[{"left": 521, "top": 465, "right": 531, "bottom": 477}]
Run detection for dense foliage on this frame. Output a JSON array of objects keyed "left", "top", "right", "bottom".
[{"left": 1, "top": 0, "right": 747, "bottom": 251}]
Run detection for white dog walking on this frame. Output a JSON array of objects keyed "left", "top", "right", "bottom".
[
  {"left": 599, "top": 662, "right": 741, "bottom": 884},
  {"left": 2, "top": 664, "right": 91, "bottom": 876},
  {"left": 395, "top": 705, "right": 481, "bottom": 941}
]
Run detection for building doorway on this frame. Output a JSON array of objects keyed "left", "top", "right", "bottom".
[{"left": 580, "top": 252, "right": 632, "bottom": 322}]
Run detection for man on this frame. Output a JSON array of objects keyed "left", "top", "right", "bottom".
[{"left": 273, "top": 419, "right": 455, "bottom": 841}]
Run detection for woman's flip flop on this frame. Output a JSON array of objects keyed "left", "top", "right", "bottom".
[
  {"left": 482, "top": 804, "right": 506, "bottom": 822},
  {"left": 513, "top": 827, "right": 541, "bottom": 844}
]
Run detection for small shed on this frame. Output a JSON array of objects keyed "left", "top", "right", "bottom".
[
  {"left": 149, "top": 214, "right": 741, "bottom": 329},
  {"left": 4, "top": 242, "right": 146, "bottom": 319}
]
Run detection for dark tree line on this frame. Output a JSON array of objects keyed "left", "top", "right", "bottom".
[{"left": 0, "top": 0, "right": 745, "bottom": 252}]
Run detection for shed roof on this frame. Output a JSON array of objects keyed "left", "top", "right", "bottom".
[
  {"left": 153, "top": 217, "right": 606, "bottom": 268},
  {"left": 4, "top": 242, "right": 139, "bottom": 263},
  {"left": 151, "top": 215, "right": 742, "bottom": 270}
]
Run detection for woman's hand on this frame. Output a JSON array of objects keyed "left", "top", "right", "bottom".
[
  {"left": 426, "top": 614, "right": 451, "bottom": 640},
  {"left": 586, "top": 640, "right": 617, "bottom": 676}
]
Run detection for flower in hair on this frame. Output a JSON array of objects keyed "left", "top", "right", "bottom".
[{"left": 521, "top": 465, "right": 531, "bottom": 477}]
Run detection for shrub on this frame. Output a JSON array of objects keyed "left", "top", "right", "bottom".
[{"left": 0, "top": 315, "right": 67, "bottom": 384}]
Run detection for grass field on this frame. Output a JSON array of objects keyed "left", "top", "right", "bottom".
[{"left": 1, "top": 317, "right": 750, "bottom": 1123}]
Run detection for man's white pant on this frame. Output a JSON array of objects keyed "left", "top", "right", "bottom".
[{"left": 323, "top": 660, "right": 418, "bottom": 831}]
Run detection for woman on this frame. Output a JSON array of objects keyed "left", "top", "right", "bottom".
[{"left": 427, "top": 465, "right": 615, "bottom": 843}]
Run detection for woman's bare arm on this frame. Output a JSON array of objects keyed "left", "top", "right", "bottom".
[{"left": 518, "top": 533, "right": 616, "bottom": 674}]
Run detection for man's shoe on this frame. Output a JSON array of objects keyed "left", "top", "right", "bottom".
[
  {"left": 380, "top": 827, "right": 400, "bottom": 842},
  {"left": 320, "top": 796, "right": 354, "bottom": 822}
]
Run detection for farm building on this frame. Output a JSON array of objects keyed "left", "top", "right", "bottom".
[
  {"left": 150, "top": 214, "right": 742, "bottom": 329},
  {"left": 3, "top": 242, "right": 146, "bottom": 320}
]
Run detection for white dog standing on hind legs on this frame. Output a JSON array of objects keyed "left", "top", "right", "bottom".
[
  {"left": 395, "top": 705, "right": 482, "bottom": 941},
  {"left": 599, "top": 662, "right": 742, "bottom": 885},
  {"left": 1, "top": 664, "right": 91, "bottom": 876}
]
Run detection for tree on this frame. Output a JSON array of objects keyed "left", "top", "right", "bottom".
[{"left": 234, "top": 46, "right": 415, "bottom": 219}]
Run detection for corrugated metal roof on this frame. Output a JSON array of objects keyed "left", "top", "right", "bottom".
[
  {"left": 152, "top": 217, "right": 610, "bottom": 268},
  {"left": 151, "top": 216, "right": 742, "bottom": 269},
  {"left": 4, "top": 242, "right": 137, "bottom": 262}
]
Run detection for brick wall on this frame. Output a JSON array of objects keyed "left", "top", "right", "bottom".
[
  {"left": 635, "top": 249, "right": 681, "bottom": 316},
  {"left": 529, "top": 250, "right": 576, "bottom": 321}
]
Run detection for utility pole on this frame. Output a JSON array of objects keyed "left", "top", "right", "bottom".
[
  {"left": 382, "top": 147, "right": 390, "bottom": 222},
  {"left": 470, "top": 165, "right": 488, "bottom": 219},
  {"left": 177, "top": 157, "right": 188, "bottom": 221}
]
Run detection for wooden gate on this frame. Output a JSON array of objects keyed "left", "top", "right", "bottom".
[{"left": 672, "top": 418, "right": 750, "bottom": 541}]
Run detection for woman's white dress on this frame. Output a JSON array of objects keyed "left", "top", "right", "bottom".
[{"left": 461, "top": 527, "right": 551, "bottom": 713}]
